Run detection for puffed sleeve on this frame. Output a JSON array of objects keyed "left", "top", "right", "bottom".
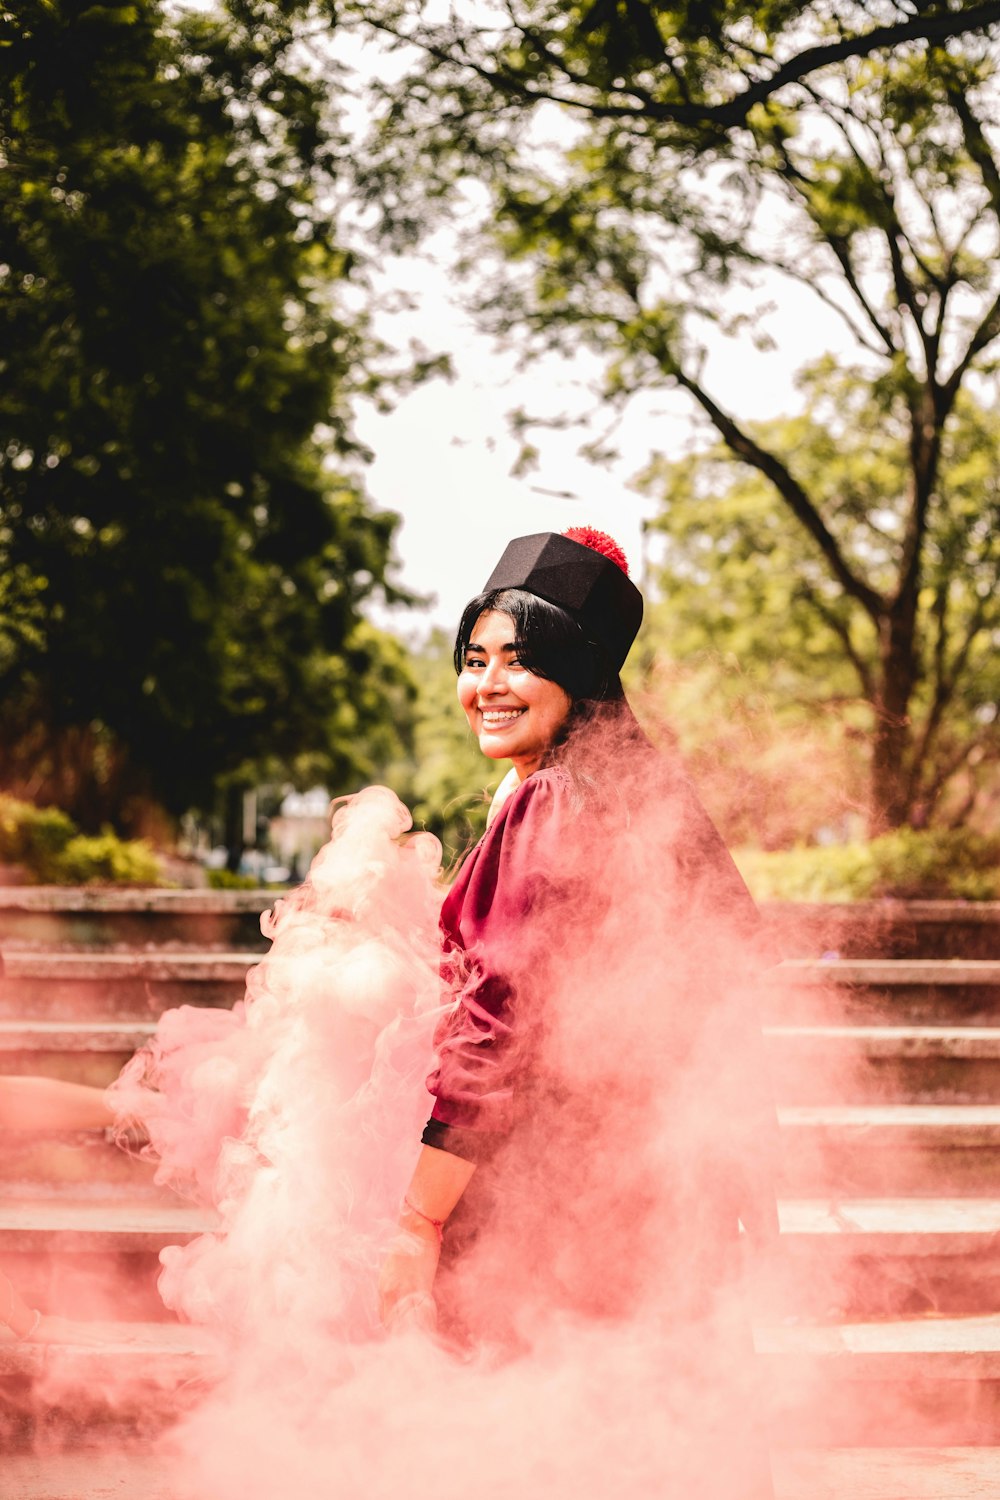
[{"left": 423, "top": 769, "right": 570, "bottom": 1159}]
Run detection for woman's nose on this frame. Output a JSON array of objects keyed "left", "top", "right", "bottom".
[{"left": 478, "top": 658, "right": 508, "bottom": 695}]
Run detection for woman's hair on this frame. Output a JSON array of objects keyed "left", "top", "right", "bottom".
[{"left": 453, "top": 587, "right": 623, "bottom": 704}]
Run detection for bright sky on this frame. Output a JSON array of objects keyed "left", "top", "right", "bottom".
[{"left": 356, "top": 252, "right": 853, "bottom": 636}]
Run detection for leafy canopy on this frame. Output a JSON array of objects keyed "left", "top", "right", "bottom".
[{"left": 0, "top": 0, "right": 412, "bottom": 829}]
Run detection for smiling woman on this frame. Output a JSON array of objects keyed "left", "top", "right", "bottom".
[{"left": 374, "top": 529, "right": 779, "bottom": 1495}]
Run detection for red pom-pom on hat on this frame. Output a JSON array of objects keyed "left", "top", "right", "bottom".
[{"left": 562, "top": 526, "right": 630, "bottom": 577}]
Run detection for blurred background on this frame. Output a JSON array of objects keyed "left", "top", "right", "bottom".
[{"left": 2, "top": 0, "right": 999, "bottom": 897}]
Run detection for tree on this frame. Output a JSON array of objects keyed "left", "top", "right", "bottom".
[
  {"left": 0, "top": 0, "right": 411, "bottom": 833},
  {"left": 334, "top": 0, "right": 1000, "bottom": 830},
  {"left": 634, "top": 364, "right": 1000, "bottom": 834}
]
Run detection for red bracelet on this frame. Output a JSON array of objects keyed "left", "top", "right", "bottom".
[{"left": 403, "top": 1196, "right": 445, "bottom": 1242}]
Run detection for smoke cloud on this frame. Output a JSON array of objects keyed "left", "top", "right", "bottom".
[{"left": 96, "top": 699, "right": 795, "bottom": 1498}]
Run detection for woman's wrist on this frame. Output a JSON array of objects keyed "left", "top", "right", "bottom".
[{"left": 400, "top": 1198, "right": 446, "bottom": 1243}]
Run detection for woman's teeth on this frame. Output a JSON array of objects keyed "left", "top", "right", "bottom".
[{"left": 480, "top": 709, "right": 526, "bottom": 724}]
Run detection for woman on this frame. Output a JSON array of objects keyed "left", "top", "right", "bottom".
[{"left": 379, "top": 528, "right": 778, "bottom": 1492}]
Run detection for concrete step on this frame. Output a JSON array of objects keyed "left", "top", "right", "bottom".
[
  {"left": 0, "top": 887, "right": 272, "bottom": 953},
  {"left": 760, "top": 1313, "right": 1000, "bottom": 1445},
  {"left": 761, "top": 900, "right": 1000, "bottom": 961},
  {"left": 0, "top": 1019, "right": 156, "bottom": 1086},
  {"left": 4, "top": 1314, "right": 1000, "bottom": 1449},
  {"left": 766, "top": 1024, "right": 1000, "bottom": 1104},
  {"left": 0, "top": 1193, "right": 214, "bottom": 1252},
  {"left": 767, "top": 959, "right": 1000, "bottom": 1025},
  {"left": 774, "top": 1198, "right": 1000, "bottom": 1317},
  {"left": 8, "top": 1448, "right": 1000, "bottom": 1500},
  {"left": 4, "top": 1013, "right": 1000, "bottom": 1108},
  {"left": 0, "top": 1128, "right": 163, "bottom": 1191},
  {"left": 5, "top": 892, "right": 995, "bottom": 962},
  {"left": 0, "top": 1319, "right": 217, "bottom": 1450},
  {"left": 0, "top": 951, "right": 255, "bottom": 1020},
  {"left": 6, "top": 952, "right": 1000, "bottom": 1026},
  {"left": 779, "top": 1104, "right": 1000, "bottom": 1195},
  {"left": 4, "top": 1451, "right": 180, "bottom": 1500},
  {"left": 772, "top": 1447, "right": 1000, "bottom": 1500},
  {"left": 5, "top": 1191, "right": 999, "bottom": 1323},
  {"left": 0, "top": 1195, "right": 214, "bottom": 1324}
]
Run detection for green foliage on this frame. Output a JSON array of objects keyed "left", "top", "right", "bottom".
[
  {"left": 628, "top": 655, "right": 869, "bottom": 852},
  {"left": 735, "top": 828, "right": 1000, "bottom": 903},
  {"left": 206, "top": 868, "right": 260, "bottom": 891},
  {"left": 0, "top": 793, "right": 160, "bottom": 883},
  {"left": 0, "top": 0, "right": 412, "bottom": 830}
]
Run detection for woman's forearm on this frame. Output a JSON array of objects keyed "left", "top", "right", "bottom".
[
  {"left": 400, "top": 1143, "right": 476, "bottom": 1230},
  {"left": 0, "top": 1076, "right": 114, "bottom": 1132}
]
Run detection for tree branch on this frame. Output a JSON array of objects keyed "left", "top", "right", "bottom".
[
  {"left": 667, "top": 367, "right": 885, "bottom": 619},
  {"left": 696, "top": 5, "right": 1000, "bottom": 130},
  {"left": 746, "top": 247, "right": 889, "bottom": 356},
  {"left": 946, "top": 79, "right": 1000, "bottom": 227},
  {"left": 773, "top": 147, "right": 899, "bottom": 353},
  {"left": 798, "top": 587, "right": 875, "bottom": 698},
  {"left": 941, "top": 285, "right": 1000, "bottom": 406},
  {"left": 816, "top": 96, "right": 940, "bottom": 368},
  {"left": 917, "top": 729, "right": 994, "bottom": 812},
  {"left": 358, "top": 5, "right": 1000, "bottom": 131}
]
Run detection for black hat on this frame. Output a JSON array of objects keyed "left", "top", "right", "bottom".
[{"left": 484, "top": 530, "right": 643, "bottom": 671}]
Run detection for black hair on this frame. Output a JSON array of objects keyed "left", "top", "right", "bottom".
[{"left": 453, "top": 588, "right": 623, "bottom": 704}]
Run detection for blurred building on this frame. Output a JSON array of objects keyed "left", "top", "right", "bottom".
[{"left": 268, "top": 787, "right": 332, "bottom": 880}]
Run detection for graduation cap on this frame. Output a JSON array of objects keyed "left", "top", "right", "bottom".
[{"left": 483, "top": 527, "right": 643, "bottom": 671}]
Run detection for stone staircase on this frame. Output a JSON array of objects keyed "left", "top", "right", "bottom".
[{"left": 2, "top": 888, "right": 1000, "bottom": 1496}]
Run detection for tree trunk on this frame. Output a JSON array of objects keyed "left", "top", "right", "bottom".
[
  {"left": 224, "top": 784, "right": 253, "bottom": 874},
  {"left": 868, "top": 383, "right": 944, "bottom": 834},
  {"left": 868, "top": 609, "right": 919, "bottom": 834}
]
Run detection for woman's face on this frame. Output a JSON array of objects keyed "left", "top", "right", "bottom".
[{"left": 457, "top": 610, "right": 573, "bottom": 780}]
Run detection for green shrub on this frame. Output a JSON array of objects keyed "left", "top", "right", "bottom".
[
  {"left": 735, "top": 827, "right": 1000, "bottom": 902},
  {"left": 50, "top": 832, "right": 161, "bottom": 886},
  {"left": 733, "top": 843, "right": 872, "bottom": 902},
  {"left": 0, "top": 794, "right": 161, "bottom": 884},
  {"left": 206, "top": 868, "right": 261, "bottom": 890},
  {"left": 0, "top": 794, "right": 76, "bottom": 880}
]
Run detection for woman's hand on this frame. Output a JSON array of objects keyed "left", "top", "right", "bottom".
[
  {"left": 379, "top": 1144, "right": 475, "bottom": 1333},
  {"left": 378, "top": 1215, "right": 441, "bottom": 1334}
]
